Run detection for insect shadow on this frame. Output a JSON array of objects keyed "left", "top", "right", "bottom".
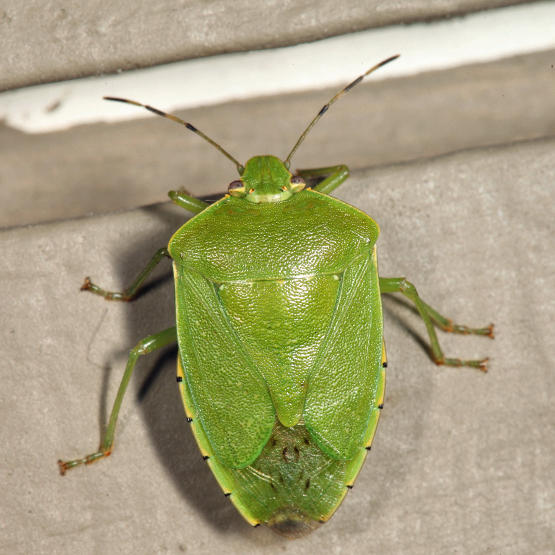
[
  {"left": 98, "top": 201, "right": 430, "bottom": 537},
  {"left": 381, "top": 294, "right": 430, "bottom": 354},
  {"left": 101, "top": 201, "right": 245, "bottom": 535}
]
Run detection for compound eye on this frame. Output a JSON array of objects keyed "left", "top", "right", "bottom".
[
  {"left": 290, "top": 175, "right": 305, "bottom": 192},
  {"left": 228, "top": 179, "right": 245, "bottom": 196}
]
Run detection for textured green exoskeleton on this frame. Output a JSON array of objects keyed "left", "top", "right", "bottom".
[{"left": 58, "top": 56, "right": 494, "bottom": 537}]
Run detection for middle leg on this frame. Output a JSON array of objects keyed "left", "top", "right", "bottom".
[{"left": 379, "top": 276, "right": 493, "bottom": 371}]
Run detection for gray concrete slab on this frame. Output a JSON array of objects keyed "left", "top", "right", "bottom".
[
  {"left": 2, "top": 0, "right": 527, "bottom": 90},
  {"left": 2, "top": 50, "right": 554, "bottom": 229},
  {"left": 1, "top": 138, "right": 553, "bottom": 554}
]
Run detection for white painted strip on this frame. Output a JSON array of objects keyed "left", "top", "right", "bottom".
[{"left": 2, "top": 1, "right": 554, "bottom": 134}]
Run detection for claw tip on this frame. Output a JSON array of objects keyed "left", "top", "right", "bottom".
[
  {"left": 80, "top": 277, "right": 91, "bottom": 291},
  {"left": 58, "top": 460, "right": 67, "bottom": 476},
  {"left": 487, "top": 324, "right": 495, "bottom": 339}
]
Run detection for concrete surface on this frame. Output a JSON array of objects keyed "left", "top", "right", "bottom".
[
  {"left": 1, "top": 138, "right": 553, "bottom": 554},
  {"left": 1, "top": 0, "right": 529, "bottom": 90},
  {"left": 2, "top": 50, "right": 554, "bottom": 229}
]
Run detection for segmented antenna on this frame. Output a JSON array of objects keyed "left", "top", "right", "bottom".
[
  {"left": 284, "top": 54, "right": 400, "bottom": 167},
  {"left": 104, "top": 96, "right": 245, "bottom": 174}
]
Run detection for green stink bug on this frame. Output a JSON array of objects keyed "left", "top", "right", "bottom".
[{"left": 58, "top": 55, "right": 494, "bottom": 537}]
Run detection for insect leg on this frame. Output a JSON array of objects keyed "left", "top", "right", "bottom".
[
  {"left": 419, "top": 299, "right": 494, "bottom": 338},
  {"left": 82, "top": 247, "right": 170, "bottom": 301},
  {"left": 58, "top": 326, "right": 177, "bottom": 474},
  {"left": 296, "top": 165, "right": 349, "bottom": 195},
  {"left": 168, "top": 190, "right": 209, "bottom": 214},
  {"left": 379, "top": 277, "right": 492, "bottom": 371}
]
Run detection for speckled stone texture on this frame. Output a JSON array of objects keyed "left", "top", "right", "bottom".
[
  {"left": 2, "top": 50, "right": 554, "bottom": 228},
  {"left": 1, "top": 138, "right": 553, "bottom": 554},
  {"left": 1, "top": 0, "right": 526, "bottom": 90}
]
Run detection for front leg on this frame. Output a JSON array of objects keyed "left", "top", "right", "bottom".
[
  {"left": 168, "top": 190, "right": 209, "bottom": 214},
  {"left": 296, "top": 165, "right": 349, "bottom": 195}
]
